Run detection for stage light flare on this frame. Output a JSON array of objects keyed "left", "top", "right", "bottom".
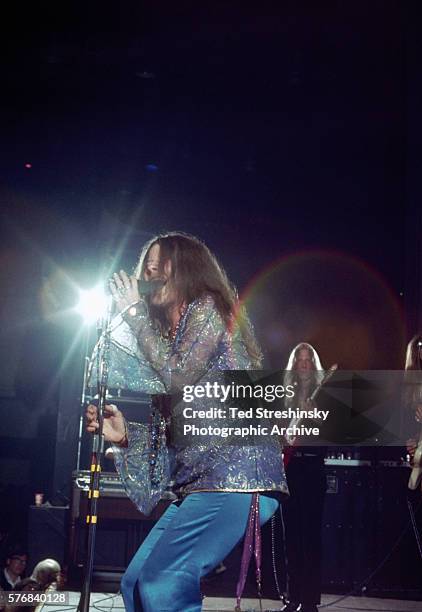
[{"left": 75, "top": 285, "right": 109, "bottom": 324}]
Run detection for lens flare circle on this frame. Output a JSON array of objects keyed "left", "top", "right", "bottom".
[{"left": 240, "top": 249, "right": 405, "bottom": 369}]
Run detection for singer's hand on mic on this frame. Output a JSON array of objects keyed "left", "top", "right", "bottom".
[
  {"left": 86, "top": 403, "right": 127, "bottom": 445},
  {"left": 109, "top": 270, "right": 140, "bottom": 312}
]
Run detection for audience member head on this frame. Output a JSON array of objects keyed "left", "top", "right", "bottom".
[
  {"left": 30, "top": 559, "right": 62, "bottom": 590},
  {"left": 3, "top": 548, "right": 27, "bottom": 584}
]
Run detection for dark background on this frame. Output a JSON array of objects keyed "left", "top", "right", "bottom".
[{"left": 0, "top": 0, "right": 421, "bottom": 553}]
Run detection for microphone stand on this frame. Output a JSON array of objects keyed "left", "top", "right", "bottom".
[{"left": 78, "top": 298, "right": 113, "bottom": 612}]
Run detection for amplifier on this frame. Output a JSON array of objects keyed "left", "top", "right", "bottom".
[
  {"left": 73, "top": 469, "right": 133, "bottom": 497},
  {"left": 369, "top": 464, "right": 422, "bottom": 597},
  {"left": 68, "top": 470, "right": 169, "bottom": 583},
  {"left": 28, "top": 505, "right": 68, "bottom": 575},
  {"left": 71, "top": 470, "right": 170, "bottom": 520},
  {"left": 322, "top": 464, "right": 376, "bottom": 590},
  {"left": 321, "top": 461, "right": 422, "bottom": 598}
]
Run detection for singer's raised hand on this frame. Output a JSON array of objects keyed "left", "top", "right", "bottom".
[{"left": 109, "top": 270, "right": 140, "bottom": 312}]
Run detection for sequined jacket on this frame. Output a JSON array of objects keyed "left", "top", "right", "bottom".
[{"left": 94, "top": 294, "right": 288, "bottom": 502}]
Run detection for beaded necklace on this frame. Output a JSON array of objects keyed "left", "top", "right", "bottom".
[
  {"left": 148, "top": 301, "right": 192, "bottom": 488},
  {"left": 168, "top": 302, "right": 189, "bottom": 343}
]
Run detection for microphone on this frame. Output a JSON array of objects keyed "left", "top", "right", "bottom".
[{"left": 137, "top": 279, "right": 165, "bottom": 294}]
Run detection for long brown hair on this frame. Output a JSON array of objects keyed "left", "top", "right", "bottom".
[
  {"left": 134, "top": 232, "right": 262, "bottom": 367},
  {"left": 404, "top": 334, "right": 422, "bottom": 407},
  {"left": 405, "top": 334, "right": 422, "bottom": 371}
]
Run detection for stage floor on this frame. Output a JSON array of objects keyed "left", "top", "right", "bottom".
[{"left": 61, "top": 592, "right": 421, "bottom": 611}]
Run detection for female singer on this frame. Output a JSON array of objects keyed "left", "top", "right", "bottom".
[{"left": 86, "top": 232, "right": 287, "bottom": 612}]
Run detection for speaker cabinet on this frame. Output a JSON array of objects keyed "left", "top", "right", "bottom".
[
  {"left": 322, "top": 465, "right": 376, "bottom": 591},
  {"left": 369, "top": 464, "right": 422, "bottom": 597},
  {"left": 68, "top": 472, "right": 169, "bottom": 588},
  {"left": 28, "top": 505, "right": 68, "bottom": 574}
]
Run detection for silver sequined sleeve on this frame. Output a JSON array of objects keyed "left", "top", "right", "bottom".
[{"left": 123, "top": 296, "right": 226, "bottom": 389}]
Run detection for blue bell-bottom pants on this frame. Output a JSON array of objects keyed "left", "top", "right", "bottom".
[{"left": 121, "top": 491, "right": 279, "bottom": 612}]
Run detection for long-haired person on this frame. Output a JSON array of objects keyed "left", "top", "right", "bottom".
[
  {"left": 404, "top": 335, "right": 422, "bottom": 463},
  {"left": 405, "top": 334, "right": 422, "bottom": 371},
  {"left": 281, "top": 343, "right": 326, "bottom": 612},
  {"left": 86, "top": 232, "right": 287, "bottom": 612}
]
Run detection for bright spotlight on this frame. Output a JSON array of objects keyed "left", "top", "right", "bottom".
[{"left": 76, "top": 285, "right": 109, "bottom": 324}]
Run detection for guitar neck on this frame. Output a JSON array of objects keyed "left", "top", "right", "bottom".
[{"left": 309, "top": 364, "right": 338, "bottom": 402}]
